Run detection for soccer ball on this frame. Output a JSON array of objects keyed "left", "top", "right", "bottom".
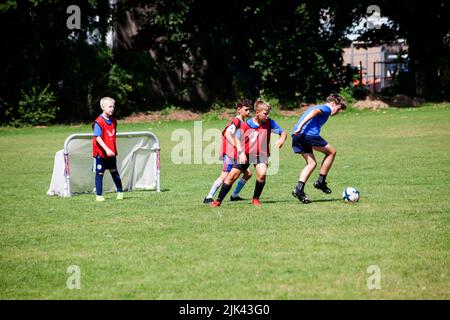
[{"left": 342, "top": 187, "right": 360, "bottom": 203}]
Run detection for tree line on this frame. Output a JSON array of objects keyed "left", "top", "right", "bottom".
[{"left": 0, "top": 0, "right": 448, "bottom": 125}]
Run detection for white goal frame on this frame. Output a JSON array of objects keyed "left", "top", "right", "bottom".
[{"left": 62, "top": 131, "right": 160, "bottom": 197}]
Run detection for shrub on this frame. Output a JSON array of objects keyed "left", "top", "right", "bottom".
[
  {"left": 258, "top": 92, "right": 281, "bottom": 115},
  {"left": 338, "top": 86, "right": 369, "bottom": 107},
  {"left": 338, "top": 86, "right": 356, "bottom": 106},
  {"left": 105, "top": 64, "right": 134, "bottom": 116},
  {"left": 17, "top": 84, "right": 59, "bottom": 126}
]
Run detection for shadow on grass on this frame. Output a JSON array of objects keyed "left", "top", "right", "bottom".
[
  {"left": 261, "top": 198, "right": 342, "bottom": 204},
  {"left": 131, "top": 188, "right": 170, "bottom": 193},
  {"left": 310, "top": 198, "right": 342, "bottom": 203},
  {"left": 253, "top": 199, "right": 297, "bottom": 204},
  {"left": 206, "top": 198, "right": 294, "bottom": 204},
  {"left": 205, "top": 198, "right": 342, "bottom": 205}
]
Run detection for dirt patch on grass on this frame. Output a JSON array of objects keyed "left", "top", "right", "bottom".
[
  {"left": 122, "top": 110, "right": 202, "bottom": 123},
  {"left": 278, "top": 109, "right": 304, "bottom": 117},
  {"left": 278, "top": 104, "right": 311, "bottom": 117},
  {"left": 353, "top": 95, "right": 426, "bottom": 110},
  {"left": 353, "top": 97, "right": 390, "bottom": 110},
  {"left": 218, "top": 111, "right": 235, "bottom": 120},
  {"left": 121, "top": 95, "right": 426, "bottom": 122},
  {"left": 380, "top": 94, "right": 425, "bottom": 107}
]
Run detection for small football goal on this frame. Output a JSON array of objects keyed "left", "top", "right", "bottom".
[{"left": 47, "top": 131, "right": 160, "bottom": 197}]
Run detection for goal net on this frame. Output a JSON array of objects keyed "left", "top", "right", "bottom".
[{"left": 47, "top": 131, "right": 160, "bottom": 197}]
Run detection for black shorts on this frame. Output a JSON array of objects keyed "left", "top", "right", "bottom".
[
  {"left": 291, "top": 134, "right": 328, "bottom": 154},
  {"left": 232, "top": 155, "right": 268, "bottom": 171},
  {"left": 94, "top": 156, "right": 118, "bottom": 173},
  {"left": 232, "top": 163, "right": 251, "bottom": 172}
]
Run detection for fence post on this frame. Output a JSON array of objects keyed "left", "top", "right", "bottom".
[
  {"left": 359, "top": 61, "right": 363, "bottom": 88},
  {"left": 373, "top": 61, "right": 377, "bottom": 93}
]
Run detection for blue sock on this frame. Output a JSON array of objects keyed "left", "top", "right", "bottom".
[
  {"left": 110, "top": 171, "right": 123, "bottom": 192},
  {"left": 95, "top": 173, "right": 103, "bottom": 196},
  {"left": 232, "top": 177, "right": 247, "bottom": 197}
]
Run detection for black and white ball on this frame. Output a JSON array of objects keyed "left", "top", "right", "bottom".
[{"left": 342, "top": 187, "right": 360, "bottom": 203}]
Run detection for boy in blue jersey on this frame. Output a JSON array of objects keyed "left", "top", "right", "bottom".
[{"left": 291, "top": 94, "right": 347, "bottom": 203}]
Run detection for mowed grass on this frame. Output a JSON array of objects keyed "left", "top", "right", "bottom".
[{"left": 0, "top": 104, "right": 449, "bottom": 299}]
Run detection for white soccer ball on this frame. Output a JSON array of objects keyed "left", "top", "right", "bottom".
[{"left": 342, "top": 187, "right": 360, "bottom": 203}]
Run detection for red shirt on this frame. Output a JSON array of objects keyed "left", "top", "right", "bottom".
[
  {"left": 241, "top": 119, "right": 272, "bottom": 158},
  {"left": 92, "top": 116, "right": 117, "bottom": 158},
  {"left": 221, "top": 117, "right": 242, "bottom": 160}
]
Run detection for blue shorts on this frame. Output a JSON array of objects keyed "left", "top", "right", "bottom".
[
  {"left": 222, "top": 155, "right": 235, "bottom": 173},
  {"left": 291, "top": 134, "right": 328, "bottom": 154},
  {"left": 94, "top": 156, "right": 118, "bottom": 173}
]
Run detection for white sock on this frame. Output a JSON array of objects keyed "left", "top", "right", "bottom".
[{"left": 207, "top": 178, "right": 223, "bottom": 199}]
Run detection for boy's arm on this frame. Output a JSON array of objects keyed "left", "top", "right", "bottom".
[
  {"left": 269, "top": 119, "right": 287, "bottom": 148},
  {"left": 224, "top": 128, "right": 247, "bottom": 164},
  {"left": 293, "top": 109, "right": 322, "bottom": 135},
  {"left": 275, "top": 130, "right": 287, "bottom": 149},
  {"left": 224, "top": 130, "right": 237, "bottom": 147},
  {"left": 96, "top": 136, "right": 115, "bottom": 157}
]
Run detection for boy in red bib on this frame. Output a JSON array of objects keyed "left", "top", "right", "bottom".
[
  {"left": 92, "top": 97, "right": 123, "bottom": 202},
  {"left": 211, "top": 100, "right": 287, "bottom": 207},
  {"left": 203, "top": 99, "right": 252, "bottom": 204}
]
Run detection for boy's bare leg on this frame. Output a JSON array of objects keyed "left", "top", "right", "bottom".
[
  {"left": 255, "top": 163, "right": 267, "bottom": 183},
  {"left": 224, "top": 168, "right": 242, "bottom": 185},
  {"left": 243, "top": 168, "right": 252, "bottom": 180},
  {"left": 218, "top": 171, "right": 229, "bottom": 182},
  {"left": 312, "top": 144, "right": 336, "bottom": 193},
  {"left": 292, "top": 153, "right": 316, "bottom": 203},
  {"left": 299, "top": 153, "right": 317, "bottom": 183},
  {"left": 313, "top": 144, "right": 336, "bottom": 175}
]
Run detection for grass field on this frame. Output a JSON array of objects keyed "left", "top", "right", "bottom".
[{"left": 0, "top": 104, "right": 449, "bottom": 299}]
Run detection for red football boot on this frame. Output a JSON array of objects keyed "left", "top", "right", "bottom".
[
  {"left": 251, "top": 198, "right": 261, "bottom": 206},
  {"left": 211, "top": 200, "right": 221, "bottom": 207}
]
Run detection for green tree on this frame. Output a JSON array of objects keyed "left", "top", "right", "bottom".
[
  {"left": 0, "top": 0, "right": 114, "bottom": 124},
  {"left": 113, "top": 0, "right": 358, "bottom": 106}
]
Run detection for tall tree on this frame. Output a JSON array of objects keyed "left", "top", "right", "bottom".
[
  {"left": 0, "top": 0, "right": 113, "bottom": 124},
  {"left": 113, "top": 0, "right": 358, "bottom": 105}
]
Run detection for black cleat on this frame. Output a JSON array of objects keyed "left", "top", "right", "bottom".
[
  {"left": 203, "top": 197, "right": 213, "bottom": 204},
  {"left": 313, "top": 181, "right": 332, "bottom": 194},
  {"left": 292, "top": 188, "right": 311, "bottom": 204},
  {"left": 230, "top": 195, "right": 244, "bottom": 201}
]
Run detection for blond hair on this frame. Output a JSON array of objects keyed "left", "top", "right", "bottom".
[
  {"left": 254, "top": 99, "right": 271, "bottom": 112},
  {"left": 100, "top": 97, "right": 115, "bottom": 109}
]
